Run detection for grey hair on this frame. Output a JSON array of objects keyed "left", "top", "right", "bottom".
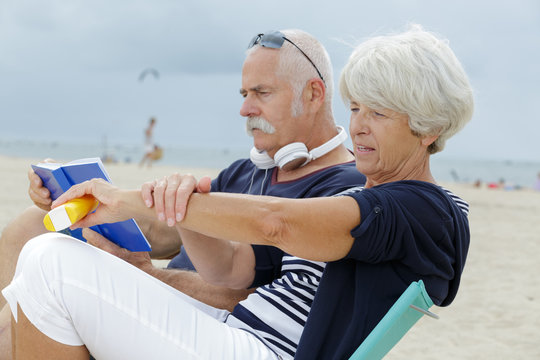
[
  {"left": 339, "top": 24, "right": 474, "bottom": 154},
  {"left": 247, "top": 29, "right": 334, "bottom": 118}
]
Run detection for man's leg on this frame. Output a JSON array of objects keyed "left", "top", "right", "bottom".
[
  {"left": 0, "top": 305, "right": 12, "bottom": 360},
  {"left": 0, "top": 206, "right": 48, "bottom": 308}
]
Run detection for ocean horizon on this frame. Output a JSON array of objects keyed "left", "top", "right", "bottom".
[{"left": 1, "top": 137, "right": 539, "bottom": 190}]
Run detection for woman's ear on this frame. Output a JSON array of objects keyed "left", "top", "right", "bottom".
[{"left": 421, "top": 134, "right": 439, "bottom": 147}]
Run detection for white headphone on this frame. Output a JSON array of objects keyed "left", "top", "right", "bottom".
[{"left": 250, "top": 125, "right": 348, "bottom": 171}]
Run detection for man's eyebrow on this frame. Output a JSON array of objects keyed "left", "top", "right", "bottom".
[{"left": 240, "top": 85, "right": 275, "bottom": 95}]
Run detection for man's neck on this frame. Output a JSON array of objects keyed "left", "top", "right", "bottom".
[{"left": 276, "top": 144, "right": 354, "bottom": 182}]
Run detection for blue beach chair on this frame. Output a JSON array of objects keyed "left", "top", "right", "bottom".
[{"left": 348, "top": 280, "right": 439, "bottom": 360}]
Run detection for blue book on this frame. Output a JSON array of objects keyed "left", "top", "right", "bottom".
[{"left": 32, "top": 157, "right": 152, "bottom": 252}]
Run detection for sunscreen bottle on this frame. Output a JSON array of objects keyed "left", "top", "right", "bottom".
[{"left": 43, "top": 195, "right": 99, "bottom": 232}]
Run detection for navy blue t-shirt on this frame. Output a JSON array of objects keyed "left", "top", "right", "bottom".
[
  {"left": 167, "top": 158, "right": 366, "bottom": 271},
  {"left": 294, "top": 181, "right": 470, "bottom": 359}
]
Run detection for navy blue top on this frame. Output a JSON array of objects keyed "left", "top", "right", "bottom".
[{"left": 292, "top": 181, "right": 470, "bottom": 359}]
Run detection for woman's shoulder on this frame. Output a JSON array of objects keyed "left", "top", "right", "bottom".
[{"left": 338, "top": 180, "right": 469, "bottom": 216}]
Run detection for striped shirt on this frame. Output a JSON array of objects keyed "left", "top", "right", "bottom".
[
  {"left": 442, "top": 186, "right": 470, "bottom": 215},
  {"left": 227, "top": 255, "right": 326, "bottom": 359}
]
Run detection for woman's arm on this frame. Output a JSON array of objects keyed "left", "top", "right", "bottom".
[
  {"left": 178, "top": 192, "right": 361, "bottom": 262},
  {"left": 51, "top": 181, "right": 156, "bottom": 228},
  {"left": 54, "top": 176, "right": 362, "bottom": 263},
  {"left": 146, "top": 173, "right": 362, "bottom": 262}
]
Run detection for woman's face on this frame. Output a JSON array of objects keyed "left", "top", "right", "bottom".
[{"left": 348, "top": 102, "right": 434, "bottom": 187}]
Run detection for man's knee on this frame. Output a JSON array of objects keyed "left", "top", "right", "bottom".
[{"left": 0, "top": 206, "right": 48, "bottom": 251}]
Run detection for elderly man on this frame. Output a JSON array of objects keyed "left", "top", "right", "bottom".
[{"left": 0, "top": 29, "right": 365, "bottom": 359}]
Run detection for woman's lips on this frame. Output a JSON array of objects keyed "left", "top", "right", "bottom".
[{"left": 356, "top": 145, "right": 374, "bottom": 153}]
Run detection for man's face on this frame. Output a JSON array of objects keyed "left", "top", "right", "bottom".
[{"left": 239, "top": 48, "right": 305, "bottom": 157}]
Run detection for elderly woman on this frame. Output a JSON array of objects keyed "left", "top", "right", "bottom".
[{"left": 3, "top": 25, "right": 473, "bottom": 359}]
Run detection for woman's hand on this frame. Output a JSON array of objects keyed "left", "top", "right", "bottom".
[
  {"left": 51, "top": 178, "right": 130, "bottom": 229},
  {"left": 141, "top": 173, "right": 212, "bottom": 227}
]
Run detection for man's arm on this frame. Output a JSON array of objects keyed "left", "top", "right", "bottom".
[
  {"left": 146, "top": 268, "right": 253, "bottom": 312},
  {"left": 82, "top": 228, "right": 252, "bottom": 311},
  {"left": 135, "top": 216, "right": 183, "bottom": 259},
  {"left": 178, "top": 228, "right": 256, "bottom": 289}
]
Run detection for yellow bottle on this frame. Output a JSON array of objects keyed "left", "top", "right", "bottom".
[{"left": 43, "top": 195, "right": 99, "bottom": 232}]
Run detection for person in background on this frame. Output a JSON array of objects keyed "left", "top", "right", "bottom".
[
  {"left": 139, "top": 117, "right": 157, "bottom": 167},
  {"left": 534, "top": 172, "right": 540, "bottom": 191},
  {"left": 4, "top": 24, "right": 473, "bottom": 359}
]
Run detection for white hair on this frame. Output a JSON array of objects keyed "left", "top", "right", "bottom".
[
  {"left": 246, "top": 116, "right": 276, "bottom": 136},
  {"left": 339, "top": 24, "right": 474, "bottom": 154},
  {"left": 247, "top": 29, "right": 334, "bottom": 119}
]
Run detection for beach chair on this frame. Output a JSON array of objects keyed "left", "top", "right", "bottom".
[{"left": 348, "top": 280, "right": 439, "bottom": 360}]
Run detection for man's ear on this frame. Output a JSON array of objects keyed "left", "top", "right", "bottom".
[{"left": 305, "top": 78, "right": 325, "bottom": 108}]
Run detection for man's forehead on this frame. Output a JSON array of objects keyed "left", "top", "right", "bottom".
[
  {"left": 243, "top": 47, "right": 280, "bottom": 72},
  {"left": 240, "top": 49, "right": 288, "bottom": 92}
]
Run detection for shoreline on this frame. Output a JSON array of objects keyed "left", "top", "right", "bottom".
[
  {"left": 1, "top": 154, "right": 539, "bottom": 358},
  {"left": 1, "top": 139, "right": 540, "bottom": 189}
]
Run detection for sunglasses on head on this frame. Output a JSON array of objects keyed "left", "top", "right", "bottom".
[{"left": 248, "top": 31, "right": 326, "bottom": 87}]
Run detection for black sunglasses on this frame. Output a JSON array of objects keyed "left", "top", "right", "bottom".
[{"left": 248, "top": 31, "right": 326, "bottom": 87}]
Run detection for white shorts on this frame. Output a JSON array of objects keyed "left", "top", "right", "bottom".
[{"left": 2, "top": 233, "right": 280, "bottom": 360}]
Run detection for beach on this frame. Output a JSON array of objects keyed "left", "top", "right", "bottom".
[{"left": 1, "top": 154, "right": 539, "bottom": 359}]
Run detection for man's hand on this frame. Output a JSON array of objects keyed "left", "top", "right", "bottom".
[
  {"left": 27, "top": 158, "right": 56, "bottom": 211},
  {"left": 82, "top": 228, "right": 153, "bottom": 272},
  {"left": 141, "top": 174, "right": 212, "bottom": 227},
  {"left": 52, "top": 178, "right": 130, "bottom": 229}
]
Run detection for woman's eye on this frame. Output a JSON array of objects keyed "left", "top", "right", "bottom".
[
  {"left": 350, "top": 107, "right": 359, "bottom": 112},
  {"left": 374, "top": 111, "right": 386, "bottom": 117}
]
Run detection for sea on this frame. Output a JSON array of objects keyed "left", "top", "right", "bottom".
[{"left": 1, "top": 138, "right": 539, "bottom": 190}]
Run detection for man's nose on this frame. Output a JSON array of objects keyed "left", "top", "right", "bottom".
[{"left": 240, "top": 96, "right": 260, "bottom": 117}]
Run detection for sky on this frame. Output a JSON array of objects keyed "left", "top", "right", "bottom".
[{"left": 1, "top": 0, "right": 539, "bottom": 162}]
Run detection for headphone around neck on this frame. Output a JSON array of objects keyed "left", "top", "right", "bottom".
[{"left": 250, "top": 125, "right": 348, "bottom": 171}]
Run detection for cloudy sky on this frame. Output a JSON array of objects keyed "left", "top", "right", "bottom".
[{"left": 1, "top": 0, "right": 539, "bottom": 162}]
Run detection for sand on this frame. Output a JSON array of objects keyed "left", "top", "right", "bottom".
[{"left": 1, "top": 154, "right": 539, "bottom": 359}]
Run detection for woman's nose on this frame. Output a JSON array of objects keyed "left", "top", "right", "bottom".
[{"left": 349, "top": 106, "right": 370, "bottom": 136}]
